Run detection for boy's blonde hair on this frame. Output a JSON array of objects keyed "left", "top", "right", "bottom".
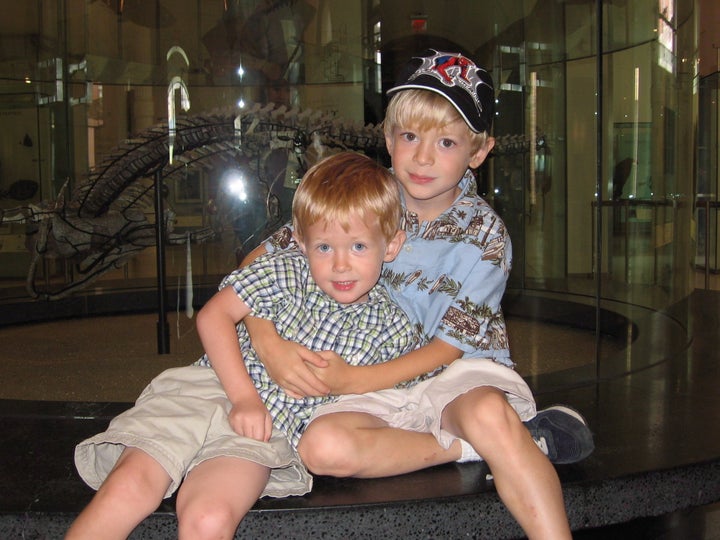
[
  {"left": 292, "top": 152, "right": 401, "bottom": 242},
  {"left": 383, "top": 89, "right": 488, "bottom": 153}
]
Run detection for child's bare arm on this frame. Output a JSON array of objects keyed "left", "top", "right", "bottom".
[
  {"left": 196, "top": 286, "right": 273, "bottom": 441},
  {"left": 308, "top": 338, "right": 463, "bottom": 395},
  {"left": 247, "top": 321, "right": 460, "bottom": 397}
]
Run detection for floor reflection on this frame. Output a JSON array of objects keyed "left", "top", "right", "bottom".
[{"left": 0, "top": 313, "right": 612, "bottom": 402}]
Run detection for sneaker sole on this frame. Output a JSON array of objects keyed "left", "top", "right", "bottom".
[{"left": 542, "top": 404, "right": 588, "bottom": 426}]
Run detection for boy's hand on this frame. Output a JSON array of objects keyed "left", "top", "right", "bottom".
[
  {"left": 268, "top": 341, "right": 331, "bottom": 398},
  {"left": 228, "top": 394, "right": 274, "bottom": 442},
  {"left": 307, "top": 351, "right": 360, "bottom": 395}
]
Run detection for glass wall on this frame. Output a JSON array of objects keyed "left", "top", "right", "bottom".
[
  {"left": 697, "top": 72, "right": 719, "bottom": 285},
  {"left": 0, "top": 0, "right": 700, "bottom": 387}
]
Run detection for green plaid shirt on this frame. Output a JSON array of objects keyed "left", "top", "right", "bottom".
[{"left": 196, "top": 249, "right": 422, "bottom": 448}]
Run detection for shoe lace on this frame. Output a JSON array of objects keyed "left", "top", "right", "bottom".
[{"left": 534, "top": 436, "right": 549, "bottom": 456}]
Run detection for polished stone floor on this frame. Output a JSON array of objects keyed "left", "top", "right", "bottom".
[
  {"left": 1, "top": 287, "right": 720, "bottom": 538},
  {"left": 0, "top": 312, "right": 607, "bottom": 402}
]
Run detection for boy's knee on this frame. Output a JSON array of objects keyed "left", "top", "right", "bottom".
[
  {"left": 98, "top": 454, "right": 166, "bottom": 513},
  {"left": 177, "top": 501, "right": 237, "bottom": 540},
  {"left": 298, "top": 419, "right": 363, "bottom": 477},
  {"left": 459, "top": 388, "right": 520, "bottom": 435}
]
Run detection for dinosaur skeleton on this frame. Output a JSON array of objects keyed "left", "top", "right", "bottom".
[
  {"left": 1, "top": 103, "right": 387, "bottom": 300},
  {"left": 1, "top": 101, "right": 532, "bottom": 300}
]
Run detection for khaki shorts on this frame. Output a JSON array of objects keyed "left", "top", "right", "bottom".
[
  {"left": 309, "top": 357, "right": 537, "bottom": 451},
  {"left": 74, "top": 365, "right": 312, "bottom": 499}
]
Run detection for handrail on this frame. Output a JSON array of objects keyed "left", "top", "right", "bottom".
[
  {"left": 591, "top": 198, "right": 686, "bottom": 208},
  {"left": 590, "top": 197, "right": 717, "bottom": 288}
]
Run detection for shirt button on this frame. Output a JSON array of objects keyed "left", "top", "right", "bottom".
[{"left": 405, "top": 245, "right": 412, "bottom": 252}]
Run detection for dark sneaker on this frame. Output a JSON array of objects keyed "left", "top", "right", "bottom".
[{"left": 525, "top": 405, "right": 594, "bottom": 464}]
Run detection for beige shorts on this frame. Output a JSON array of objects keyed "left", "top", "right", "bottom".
[
  {"left": 309, "top": 357, "right": 537, "bottom": 451},
  {"left": 74, "top": 365, "right": 312, "bottom": 499}
]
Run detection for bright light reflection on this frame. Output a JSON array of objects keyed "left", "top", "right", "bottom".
[{"left": 225, "top": 170, "right": 248, "bottom": 201}]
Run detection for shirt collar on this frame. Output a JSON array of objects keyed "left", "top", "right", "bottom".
[{"left": 400, "top": 169, "right": 477, "bottom": 231}]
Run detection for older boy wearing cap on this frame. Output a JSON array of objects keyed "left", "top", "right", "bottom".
[{"left": 247, "top": 50, "right": 593, "bottom": 539}]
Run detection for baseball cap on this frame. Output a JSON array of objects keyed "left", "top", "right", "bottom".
[{"left": 387, "top": 49, "right": 495, "bottom": 133}]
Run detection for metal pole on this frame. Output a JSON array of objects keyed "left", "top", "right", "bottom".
[
  {"left": 706, "top": 199, "right": 711, "bottom": 290},
  {"left": 155, "top": 168, "right": 170, "bottom": 354},
  {"left": 595, "top": 0, "right": 604, "bottom": 381}
]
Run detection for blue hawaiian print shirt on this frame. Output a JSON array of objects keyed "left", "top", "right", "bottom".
[{"left": 381, "top": 170, "right": 513, "bottom": 371}]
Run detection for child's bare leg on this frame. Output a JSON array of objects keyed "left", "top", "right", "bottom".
[
  {"left": 441, "top": 387, "right": 571, "bottom": 540},
  {"left": 299, "top": 392, "right": 571, "bottom": 539},
  {"left": 175, "top": 456, "right": 270, "bottom": 540},
  {"left": 298, "top": 412, "right": 461, "bottom": 477},
  {"left": 65, "top": 448, "right": 171, "bottom": 540}
]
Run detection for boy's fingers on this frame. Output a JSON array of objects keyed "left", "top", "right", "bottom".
[
  {"left": 297, "top": 349, "right": 329, "bottom": 368},
  {"left": 284, "top": 389, "right": 303, "bottom": 399},
  {"left": 282, "top": 373, "right": 330, "bottom": 398}
]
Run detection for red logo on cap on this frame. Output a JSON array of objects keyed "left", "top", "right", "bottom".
[
  {"left": 409, "top": 50, "right": 487, "bottom": 118},
  {"left": 433, "top": 55, "right": 474, "bottom": 85}
]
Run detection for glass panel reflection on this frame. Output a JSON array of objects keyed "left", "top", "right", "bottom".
[{"left": 0, "top": 0, "right": 700, "bottom": 391}]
